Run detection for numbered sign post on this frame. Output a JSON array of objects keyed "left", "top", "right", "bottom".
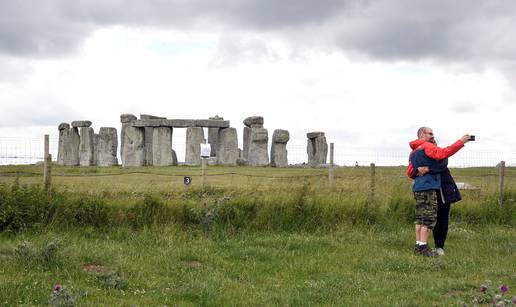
[
  {"left": 200, "top": 143, "right": 211, "bottom": 191},
  {"left": 184, "top": 176, "right": 192, "bottom": 185}
]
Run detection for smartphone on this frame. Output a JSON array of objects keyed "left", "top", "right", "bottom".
[{"left": 469, "top": 135, "right": 475, "bottom": 141}]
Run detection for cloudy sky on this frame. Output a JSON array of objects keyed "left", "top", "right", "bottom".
[{"left": 1, "top": 0, "right": 516, "bottom": 163}]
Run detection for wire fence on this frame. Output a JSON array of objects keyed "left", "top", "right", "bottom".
[{"left": 1, "top": 136, "right": 515, "bottom": 168}]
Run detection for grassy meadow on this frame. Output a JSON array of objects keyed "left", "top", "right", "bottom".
[{"left": 0, "top": 164, "right": 515, "bottom": 305}]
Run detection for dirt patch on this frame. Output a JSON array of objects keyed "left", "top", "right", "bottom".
[{"left": 82, "top": 263, "right": 111, "bottom": 273}]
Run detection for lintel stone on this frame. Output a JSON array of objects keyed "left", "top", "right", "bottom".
[{"left": 71, "top": 120, "right": 92, "bottom": 128}]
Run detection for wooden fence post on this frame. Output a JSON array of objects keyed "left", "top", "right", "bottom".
[
  {"left": 43, "top": 135, "right": 51, "bottom": 191},
  {"left": 368, "top": 163, "right": 375, "bottom": 204},
  {"left": 498, "top": 161, "right": 505, "bottom": 206},
  {"left": 329, "top": 143, "right": 334, "bottom": 185},
  {"left": 201, "top": 158, "right": 207, "bottom": 191}
]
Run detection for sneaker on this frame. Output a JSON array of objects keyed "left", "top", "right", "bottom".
[
  {"left": 433, "top": 248, "right": 445, "bottom": 256},
  {"left": 414, "top": 244, "right": 421, "bottom": 256},
  {"left": 420, "top": 245, "right": 438, "bottom": 257}
]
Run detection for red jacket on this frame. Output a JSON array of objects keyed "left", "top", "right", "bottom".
[{"left": 407, "top": 138, "right": 465, "bottom": 178}]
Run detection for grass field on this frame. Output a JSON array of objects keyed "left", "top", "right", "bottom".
[{"left": 0, "top": 165, "right": 515, "bottom": 305}]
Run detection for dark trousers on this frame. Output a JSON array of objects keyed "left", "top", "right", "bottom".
[{"left": 433, "top": 199, "right": 451, "bottom": 249}]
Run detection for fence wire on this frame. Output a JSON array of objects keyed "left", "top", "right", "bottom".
[{"left": 1, "top": 137, "right": 514, "bottom": 168}]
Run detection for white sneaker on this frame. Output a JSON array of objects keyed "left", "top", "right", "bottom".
[{"left": 434, "top": 248, "right": 445, "bottom": 256}]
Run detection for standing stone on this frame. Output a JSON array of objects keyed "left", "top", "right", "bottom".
[
  {"left": 171, "top": 149, "right": 178, "bottom": 166},
  {"left": 120, "top": 114, "right": 137, "bottom": 161},
  {"left": 93, "top": 133, "right": 99, "bottom": 166},
  {"left": 248, "top": 128, "right": 269, "bottom": 166},
  {"left": 122, "top": 126, "right": 144, "bottom": 167},
  {"left": 243, "top": 126, "right": 252, "bottom": 161},
  {"left": 97, "top": 127, "right": 118, "bottom": 167},
  {"left": 307, "top": 132, "right": 328, "bottom": 167},
  {"left": 57, "top": 123, "right": 70, "bottom": 165},
  {"left": 208, "top": 115, "right": 224, "bottom": 157},
  {"left": 185, "top": 127, "right": 205, "bottom": 166},
  {"left": 152, "top": 127, "right": 173, "bottom": 166},
  {"left": 79, "top": 127, "right": 95, "bottom": 166},
  {"left": 242, "top": 116, "right": 264, "bottom": 162},
  {"left": 217, "top": 128, "right": 238, "bottom": 165},
  {"left": 141, "top": 114, "right": 166, "bottom": 166},
  {"left": 63, "top": 127, "right": 80, "bottom": 166},
  {"left": 271, "top": 129, "right": 289, "bottom": 167}
]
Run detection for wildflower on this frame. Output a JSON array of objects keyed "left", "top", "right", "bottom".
[
  {"left": 500, "top": 284, "right": 508, "bottom": 293},
  {"left": 480, "top": 284, "right": 488, "bottom": 293},
  {"left": 511, "top": 296, "right": 516, "bottom": 304},
  {"left": 53, "top": 284, "right": 62, "bottom": 294},
  {"left": 494, "top": 294, "right": 502, "bottom": 301}
]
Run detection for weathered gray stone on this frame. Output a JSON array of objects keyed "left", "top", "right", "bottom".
[
  {"left": 121, "top": 126, "right": 145, "bottom": 167},
  {"left": 139, "top": 115, "right": 166, "bottom": 166},
  {"left": 71, "top": 120, "right": 92, "bottom": 128},
  {"left": 79, "top": 127, "right": 95, "bottom": 166},
  {"left": 194, "top": 119, "right": 230, "bottom": 128},
  {"left": 152, "top": 127, "right": 173, "bottom": 166},
  {"left": 132, "top": 119, "right": 167, "bottom": 127},
  {"left": 216, "top": 128, "right": 238, "bottom": 165},
  {"left": 242, "top": 127, "right": 251, "bottom": 160},
  {"left": 307, "top": 131, "right": 325, "bottom": 139},
  {"left": 185, "top": 127, "right": 205, "bottom": 166},
  {"left": 58, "top": 123, "right": 70, "bottom": 131},
  {"left": 120, "top": 114, "right": 137, "bottom": 123},
  {"left": 171, "top": 149, "right": 178, "bottom": 166},
  {"left": 243, "top": 116, "right": 264, "bottom": 127},
  {"left": 93, "top": 133, "right": 99, "bottom": 166},
  {"left": 307, "top": 132, "right": 328, "bottom": 167},
  {"left": 208, "top": 116, "right": 224, "bottom": 157},
  {"left": 248, "top": 128, "right": 269, "bottom": 166},
  {"left": 120, "top": 114, "right": 137, "bottom": 161},
  {"left": 140, "top": 114, "right": 166, "bottom": 120},
  {"left": 271, "top": 129, "right": 289, "bottom": 167},
  {"left": 57, "top": 124, "right": 70, "bottom": 165},
  {"left": 63, "top": 127, "right": 80, "bottom": 166},
  {"left": 97, "top": 127, "right": 118, "bottom": 167},
  {"left": 272, "top": 129, "right": 290, "bottom": 144}
]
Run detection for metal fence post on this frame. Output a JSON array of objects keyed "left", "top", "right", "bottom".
[
  {"left": 43, "top": 135, "right": 51, "bottom": 191},
  {"left": 329, "top": 143, "right": 334, "bottom": 185},
  {"left": 498, "top": 161, "right": 505, "bottom": 206},
  {"left": 368, "top": 163, "right": 375, "bottom": 204}
]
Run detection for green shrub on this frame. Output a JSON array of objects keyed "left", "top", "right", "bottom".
[{"left": 96, "top": 271, "right": 127, "bottom": 290}]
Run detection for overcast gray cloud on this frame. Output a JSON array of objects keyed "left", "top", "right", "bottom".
[{"left": 2, "top": 0, "right": 515, "bottom": 66}]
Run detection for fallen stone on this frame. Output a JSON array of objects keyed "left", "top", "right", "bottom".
[{"left": 71, "top": 120, "right": 92, "bottom": 128}]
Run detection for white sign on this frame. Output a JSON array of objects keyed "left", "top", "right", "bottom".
[{"left": 200, "top": 143, "right": 211, "bottom": 158}]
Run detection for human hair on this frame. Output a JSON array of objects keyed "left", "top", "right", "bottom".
[{"left": 417, "top": 127, "right": 430, "bottom": 138}]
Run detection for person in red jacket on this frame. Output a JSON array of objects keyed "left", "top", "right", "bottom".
[{"left": 408, "top": 127, "right": 471, "bottom": 256}]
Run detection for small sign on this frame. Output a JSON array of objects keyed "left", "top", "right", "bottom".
[
  {"left": 200, "top": 143, "right": 211, "bottom": 158},
  {"left": 184, "top": 176, "right": 192, "bottom": 185}
]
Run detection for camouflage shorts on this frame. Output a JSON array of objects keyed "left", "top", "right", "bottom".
[{"left": 414, "top": 190, "right": 438, "bottom": 229}]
